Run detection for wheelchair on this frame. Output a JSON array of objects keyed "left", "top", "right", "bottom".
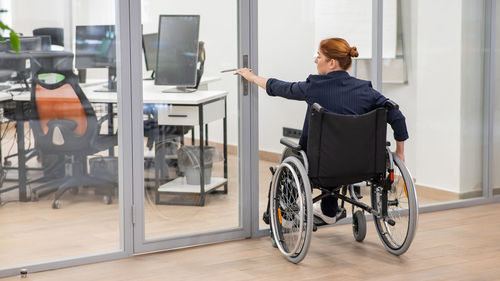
[{"left": 264, "top": 101, "right": 418, "bottom": 263}]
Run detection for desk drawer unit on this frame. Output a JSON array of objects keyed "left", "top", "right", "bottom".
[{"left": 157, "top": 99, "right": 225, "bottom": 126}]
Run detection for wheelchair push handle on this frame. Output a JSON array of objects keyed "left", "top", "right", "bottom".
[
  {"left": 384, "top": 99, "right": 399, "bottom": 110},
  {"left": 311, "top": 103, "right": 325, "bottom": 114}
]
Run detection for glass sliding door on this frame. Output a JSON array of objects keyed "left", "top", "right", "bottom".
[
  {"left": 134, "top": 0, "right": 251, "bottom": 252},
  {"left": 256, "top": 0, "right": 377, "bottom": 231},
  {"left": 0, "top": 0, "right": 127, "bottom": 272},
  {"left": 381, "top": 0, "right": 486, "bottom": 205}
]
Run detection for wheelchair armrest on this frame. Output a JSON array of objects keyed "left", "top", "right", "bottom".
[
  {"left": 280, "top": 138, "right": 302, "bottom": 151},
  {"left": 384, "top": 99, "right": 399, "bottom": 110}
]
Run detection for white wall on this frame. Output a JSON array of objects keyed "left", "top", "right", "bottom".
[
  {"left": 414, "top": 1, "right": 462, "bottom": 192},
  {"left": 11, "top": 0, "right": 65, "bottom": 36},
  {"left": 258, "top": 0, "right": 316, "bottom": 154},
  {"left": 460, "top": 0, "right": 484, "bottom": 195},
  {"left": 0, "top": 0, "right": 12, "bottom": 36}
]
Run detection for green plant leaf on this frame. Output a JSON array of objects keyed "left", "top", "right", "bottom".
[
  {"left": 0, "top": 9, "right": 7, "bottom": 13},
  {"left": 0, "top": 21, "right": 8, "bottom": 30},
  {"left": 9, "top": 31, "right": 19, "bottom": 52}
]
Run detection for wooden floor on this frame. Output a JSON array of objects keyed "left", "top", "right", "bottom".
[
  {"left": 2, "top": 202, "right": 499, "bottom": 281},
  {"left": 0, "top": 124, "right": 478, "bottom": 273}
]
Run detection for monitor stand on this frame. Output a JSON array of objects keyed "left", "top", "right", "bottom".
[
  {"left": 94, "top": 66, "right": 117, "bottom": 92},
  {"left": 162, "top": 87, "right": 197, "bottom": 93},
  {"left": 143, "top": 71, "right": 155, "bottom": 81}
]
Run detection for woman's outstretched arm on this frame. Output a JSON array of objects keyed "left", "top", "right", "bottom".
[{"left": 236, "top": 68, "right": 268, "bottom": 89}]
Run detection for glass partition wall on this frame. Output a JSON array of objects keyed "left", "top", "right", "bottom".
[
  {"left": 494, "top": 0, "right": 500, "bottom": 198},
  {"left": 256, "top": 0, "right": 495, "bottom": 233},
  {"left": 0, "top": 0, "right": 125, "bottom": 271},
  {"left": 381, "top": 0, "right": 486, "bottom": 205},
  {"left": 134, "top": 0, "right": 249, "bottom": 252}
]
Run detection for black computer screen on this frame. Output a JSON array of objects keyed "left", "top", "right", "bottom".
[
  {"left": 35, "top": 35, "right": 52, "bottom": 51},
  {"left": 75, "top": 25, "right": 116, "bottom": 69},
  {"left": 155, "top": 15, "right": 200, "bottom": 87},
  {"left": 142, "top": 33, "right": 158, "bottom": 72},
  {"left": 0, "top": 37, "right": 43, "bottom": 52}
]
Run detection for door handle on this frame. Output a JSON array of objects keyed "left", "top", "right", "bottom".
[{"left": 242, "top": 54, "right": 249, "bottom": 96}]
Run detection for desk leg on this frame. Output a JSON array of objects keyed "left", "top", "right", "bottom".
[
  {"left": 199, "top": 105, "right": 205, "bottom": 206},
  {"left": 205, "top": 124, "right": 208, "bottom": 146},
  {"left": 223, "top": 101, "right": 228, "bottom": 194},
  {"left": 108, "top": 103, "right": 115, "bottom": 157},
  {"left": 16, "top": 102, "right": 28, "bottom": 202},
  {"left": 191, "top": 129, "right": 195, "bottom": 145}
]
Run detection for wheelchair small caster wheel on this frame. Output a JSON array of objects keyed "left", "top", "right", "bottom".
[
  {"left": 103, "top": 195, "right": 112, "bottom": 205},
  {"left": 31, "top": 192, "right": 39, "bottom": 201},
  {"left": 52, "top": 200, "right": 61, "bottom": 209},
  {"left": 20, "top": 268, "right": 28, "bottom": 278},
  {"left": 4, "top": 160, "right": 11, "bottom": 167},
  {"left": 352, "top": 210, "right": 366, "bottom": 242}
]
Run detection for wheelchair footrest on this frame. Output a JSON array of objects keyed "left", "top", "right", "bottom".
[{"left": 336, "top": 207, "right": 347, "bottom": 221}]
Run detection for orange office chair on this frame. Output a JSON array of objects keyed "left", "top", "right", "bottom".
[{"left": 29, "top": 70, "right": 117, "bottom": 208}]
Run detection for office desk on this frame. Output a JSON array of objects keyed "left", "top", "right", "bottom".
[
  {"left": 10, "top": 77, "right": 228, "bottom": 206},
  {"left": 0, "top": 92, "right": 12, "bottom": 102}
]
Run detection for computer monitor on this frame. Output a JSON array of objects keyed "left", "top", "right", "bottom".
[
  {"left": 75, "top": 25, "right": 116, "bottom": 91},
  {"left": 155, "top": 15, "right": 200, "bottom": 93},
  {"left": 142, "top": 33, "right": 158, "bottom": 79},
  {"left": 0, "top": 51, "right": 73, "bottom": 90},
  {"left": 0, "top": 37, "right": 43, "bottom": 52},
  {"left": 34, "top": 35, "right": 52, "bottom": 51}
]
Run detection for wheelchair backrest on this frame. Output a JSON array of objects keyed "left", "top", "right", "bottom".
[{"left": 307, "top": 103, "right": 387, "bottom": 187}]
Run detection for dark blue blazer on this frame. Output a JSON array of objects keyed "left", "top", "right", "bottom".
[{"left": 265, "top": 70, "right": 409, "bottom": 151}]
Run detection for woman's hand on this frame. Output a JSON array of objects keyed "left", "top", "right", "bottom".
[
  {"left": 236, "top": 68, "right": 257, "bottom": 83},
  {"left": 395, "top": 141, "right": 405, "bottom": 162}
]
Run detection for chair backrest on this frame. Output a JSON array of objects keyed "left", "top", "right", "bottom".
[
  {"left": 33, "top": 28, "right": 64, "bottom": 47},
  {"left": 307, "top": 103, "right": 387, "bottom": 187},
  {"left": 30, "top": 70, "right": 98, "bottom": 153}
]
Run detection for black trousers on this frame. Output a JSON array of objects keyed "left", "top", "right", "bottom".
[{"left": 281, "top": 148, "right": 338, "bottom": 217}]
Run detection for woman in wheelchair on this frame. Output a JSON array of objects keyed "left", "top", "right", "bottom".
[{"left": 237, "top": 38, "right": 418, "bottom": 263}]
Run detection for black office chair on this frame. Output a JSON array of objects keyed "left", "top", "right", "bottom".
[
  {"left": 33, "top": 27, "right": 64, "bottom": 47},
  {"left": 29, "top": 70, "right": 117, "bottom": 208}
]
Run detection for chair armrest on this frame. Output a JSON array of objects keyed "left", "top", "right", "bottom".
[
  {"left": 97, "top": 114, "right": 111, "bottom": 127},
  {"left": 280, "top": 138, "right": 302, "bottom": 151}
]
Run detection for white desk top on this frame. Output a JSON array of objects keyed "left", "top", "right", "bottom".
[
  {"left": 0, "top": 92, "right": 12, "bottom": 102},
  {"left": 10, "top": 76, "right": 228, "bottom": 105}
]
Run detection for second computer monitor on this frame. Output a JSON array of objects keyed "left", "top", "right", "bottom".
[
  {"left": 155, "top": 15, "right": 200, "bottom": 89},
  {"left": 142, "top": 33, "right": 158, "bottom": 72},
  {"left": 75, "top": 25, "right": 116, "bottom": 69}
]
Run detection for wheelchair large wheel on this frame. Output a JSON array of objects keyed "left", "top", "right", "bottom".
[
  {"left": 371, "top": 153, "right": 418, "bottom": 255},
  {"left": 270, "top": 156, "right": 313, "bottom": 264}
]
